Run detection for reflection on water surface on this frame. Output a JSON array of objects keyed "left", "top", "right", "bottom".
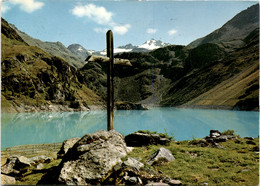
[{"left": 2, "top": 108, "right": 259, "bottom": 149}]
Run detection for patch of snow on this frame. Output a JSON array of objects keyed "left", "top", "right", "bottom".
[
  {"left": 77, "top": 47, "right": 83, "bottom": 52},
  {"left": 114, "top": 48, "right": 132, "bottom": 53},
  {"left": 87, "top": 50, "right": 95, "bottom": 55},
  {"left": 138, "top": 39, "right": 170, "bottom": 50}
]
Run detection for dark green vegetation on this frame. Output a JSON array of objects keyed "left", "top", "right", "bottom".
[
  {"left": 1, "top": 18, "right": 104, "bottom": 112},
  {"left": 1, "top": 4, "right": 259, "bottom": 112}
]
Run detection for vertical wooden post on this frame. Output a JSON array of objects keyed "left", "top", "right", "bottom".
[{"left": 106, "top": 30, "right": 114, "bottom": 130}]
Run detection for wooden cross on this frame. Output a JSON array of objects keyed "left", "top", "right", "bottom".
[{"left": 86, "top": 30, "right": 132, "bottom": 131}]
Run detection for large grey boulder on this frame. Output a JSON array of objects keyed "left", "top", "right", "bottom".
[
  {"left": 125, "top": 133, "right": 171, "bottom": 147},
  {"left": 1, "top": 155, "right": 32, "bottom": 175},
  {"left": 146, "top": 147, "right": 175, "bottom": 165},
  {"left": 57, "top": 130, "right": 128, "bottom": 185},
  {"left": 57, "top": 137, "right": 80, "bottom": 159},
  {"left": 1, "top": 174, "right": 16, "bottom": 185}
]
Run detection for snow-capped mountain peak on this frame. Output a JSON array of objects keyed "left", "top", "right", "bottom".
[
  {"left": 138, "top": 39, "right": 170, "bottom": 50},
  {"left": 68, "top": 39, "right": 171, "bottom": 59}
]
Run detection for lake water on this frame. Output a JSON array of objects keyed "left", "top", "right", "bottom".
[{"left": 1, "top": 108, "right": 259, "bottom": 149}]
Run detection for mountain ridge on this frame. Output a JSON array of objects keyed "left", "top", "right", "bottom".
[
  {"left": 1, "top": 3, "right": 259, "bottom": 112},
  {"left": 67, "top": 39, "right": 172, "bottom": 60},
  {"left": 188, "top": 3, "right": 259, "bottom": 48},
  {"left": 10, "top": 24, "right": 86, "bottom": 68},
  {"left": 1, "top": 18, "right": 104, "bottom": 112}
]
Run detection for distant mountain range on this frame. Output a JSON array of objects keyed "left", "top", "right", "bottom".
[
  {"left": 11, "top": 23, "right": 172, "bottom": 68},
  {"left": 67, "top": 39, "right": 171, "bottom": 60},
  {"left": 1, "top": 4, "right": 259, "bottom": 112}
]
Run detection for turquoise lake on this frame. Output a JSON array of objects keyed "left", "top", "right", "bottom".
[{"left": 1, "top": 108, "right": 259, "bottom": 149}]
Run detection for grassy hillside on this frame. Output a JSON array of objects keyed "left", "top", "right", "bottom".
[
  {"left": 161, "top": 29, "right": 259, "bottom": 110},
  {"left": 2, "top": 3, "right": 259, "bottom": 111},
  {"left": 1, "top": 18, "right": 104, "bottom": 112},
  {"left": 10, "top": 24, "right": 85, "bottom": 68}
]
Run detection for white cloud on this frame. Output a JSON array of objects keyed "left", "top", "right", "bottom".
[
  {"left": 113, "top": 24, "right": 131, "bottom": 35},
  {"left": 94, "top": 27, "right": 109, "bottom": 33},
  {"left": 147, "top": 28, "right": 157, "bottom": 34},
  {"left": 1, "top": 3, "right": 11, "bottom": 13},
  {"left": 71, "top": 4, "right": 113, "bottom": 25},
  {"left": 10, "top": 0, "right": 44, "bottom": 13},
  {"left": 168, "top": 29, "right": 177, "bottom": 36},
  {"left": 71, "top": 3, "right": 131, "bottom": 35}
]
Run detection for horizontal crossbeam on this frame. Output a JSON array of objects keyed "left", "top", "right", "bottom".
[{"left": 86, "top": 55, "right": 132, "bottom": 66}]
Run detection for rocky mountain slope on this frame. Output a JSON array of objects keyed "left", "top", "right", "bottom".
[
  {"left": 1, "top": 18, "right": 104, "bottom": 112},
  {"left": 67, "top": 44, "right": 90, "bottom": 61},
  {"left": 162, "top": 28, "right": 259, "bottom": 110},
  {"left": 80, "top": 4, "right": 259, "bottom": 110},
  {"left": 189, "top": 4, "right": 259, "bottom": 48},
  {"left": 2, "top": 4, "right": 259, "bottom": 112},
  {"left": 10, "top": 24, "right": 85, "bottom": 68}
]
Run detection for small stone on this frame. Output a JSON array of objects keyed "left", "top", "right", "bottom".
[
  {"left": 34, "top": 163, "right": 44, "bottom": 170},
  {"left": 252, "top": 146, "right": 259, "bottom": 151},
  {"left": 214, "top": 135, "right": 227, "bottom": 142},
  {"left": 158, "top": 138, "right": 171, "bottom": 145},
  {"left": 146, "top": 182, "right": 169, "bottom": 186},
  {"left": 244, "top": 137, "right": 254, "bottom": 140},
  {"left": 146, "top": 147, "right": 175, "bottom": 165},
  {"left": 210, "top": 130, "right": 221, "bottom": 138},
  {"left": 137, "top": 177, "right": 143, "bottom": 184},
  {"left": 205, "top": 136, "right": 214, "bottom": 143},
  {"left": 246, "top": 140, "right": 256, "bottom": 145},
  {"left": 124, "top": 172, "right": 130, "bottom": 181},
  {"left": 241, "top": 169, "right": 250, "bottom": 172},
  {"left": 129, "top": 177, "right": 138, "bottom": 184},
  {"left": 168, "top": 179, "right": 182, "bottom": 185},
  {"left": 1, "top": 155, "right": 31, "bottom": 175}
]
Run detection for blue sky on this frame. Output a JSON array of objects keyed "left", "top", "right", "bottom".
[{"left": 1, "top": 0, "right": 258, "bottom": 51}]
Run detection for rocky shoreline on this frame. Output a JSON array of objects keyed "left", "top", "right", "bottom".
[
  {"left": 1, "top": 129, "right": 258, "bottom": 185},
  {"left": 2, "top": 102, "right": 150, "bottom": 113},
  {"left": 3, "top": 104, "right": 259, "bottom": 113}
]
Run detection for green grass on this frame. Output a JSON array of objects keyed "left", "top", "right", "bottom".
[
  {"left": 7, "top": 133, "right": 259, "bottom": 185},
  {"left": 221, "top": 129, "right": 235, "bottom": 135},
  {"left": 126, "top": 137, "right": 259, "bottom": 185},
  {"left": 15, "top": 159, "right": 61, "bottom": 185}
]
